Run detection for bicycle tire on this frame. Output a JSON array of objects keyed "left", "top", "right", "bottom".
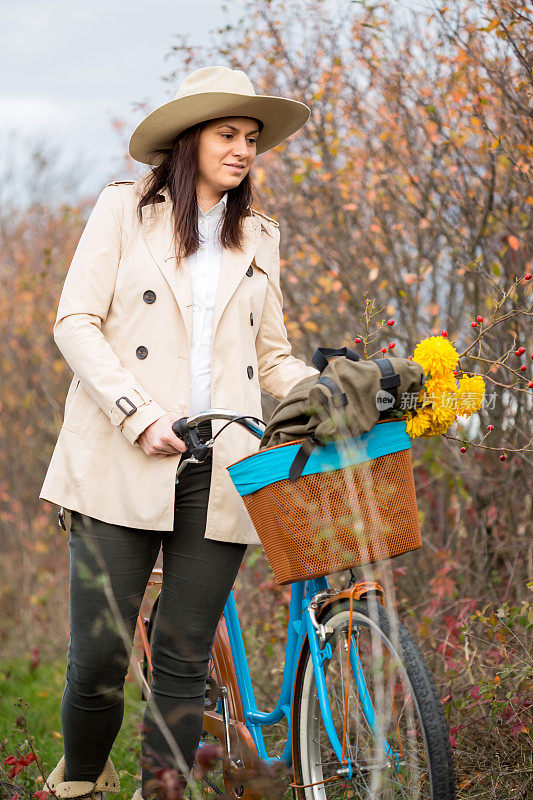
[{"left": 292, "top": 599, "right": 455, "bottom": 799}]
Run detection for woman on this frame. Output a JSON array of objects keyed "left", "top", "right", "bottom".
[{"left": 40, "top": 65, "right": 319, "bottom": 800}]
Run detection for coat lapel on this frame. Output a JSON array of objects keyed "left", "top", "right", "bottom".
[
  {"left": 137, "top": 176, "right": 262, "bottom": 348},
  {"left": 212, "top": 214, "right": 260, "bottom": 340},
  {"left": 140, "top": 194, "right": 193, "bottom": 347}
]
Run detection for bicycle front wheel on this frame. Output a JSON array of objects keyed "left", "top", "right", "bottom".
[{"left": 292, "top": 599, "right": 455, "bottom": 800}]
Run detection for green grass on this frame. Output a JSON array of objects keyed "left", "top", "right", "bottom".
[
  {"left": 0, "top": 656, "right": 145, "bottom": 800},
  {"left": 0, "top": 656, "right": 293, "bottom": 800}
]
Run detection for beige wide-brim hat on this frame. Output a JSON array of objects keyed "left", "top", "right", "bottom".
[{"left": 129, "top": 65, "right": 311, "bottom": 166}]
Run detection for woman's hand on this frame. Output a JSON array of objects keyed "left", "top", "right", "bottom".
[{"left": 136, "top": 413, "right": 188, "bottom": 457}]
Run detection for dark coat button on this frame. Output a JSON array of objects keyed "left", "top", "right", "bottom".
[
  {"left": 246, "top": 264, "right": 253, "bottom": 277},
  {"left": 247, "top": 365, "right": 253, "bottom": 379},
  {"left": 136, "top": 346, "right": 148, "bottom": 359},
  {"left": 250, "top": 312, "right": 254, "bottom": 326},
  {"left": 143, "top": 290, "right": 156, "bottom": 304}
]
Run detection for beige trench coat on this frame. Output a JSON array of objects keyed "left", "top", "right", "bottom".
[{"left": 39, "top": 172, "right": 319, "bottom": 544}]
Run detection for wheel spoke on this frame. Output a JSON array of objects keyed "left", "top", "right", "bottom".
[{"left": 294, "top": 601, "right": 454, "bottom": 799}]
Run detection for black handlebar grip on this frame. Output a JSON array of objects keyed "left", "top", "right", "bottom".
[
  {"left": 171, "top": 417, "right": 192, "bottom": 453},
  {"left": 172, "top": 417, "right": 190, "bottom": 441}
]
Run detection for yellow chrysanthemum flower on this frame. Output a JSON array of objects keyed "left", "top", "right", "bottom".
[
  {"left": 456, "top": 374, "right": 485, "bottom": 417},
  {"left": 421, "top": 407, "right": 456, "bottom": 434},
  {"left": 413, "top": 336, "right": 459, "bottom": 378},
  {"left": 422, "top": 376, "right": 457, "bottom": 399},
  {"left": 422, "top": 421, "right": 452, "bottom": 437},
  {"left": 423, "top": 377, "right": 458, "bottom": 422},
  {"left": 407, "top": 375, "right": 457, "bottom": 438},
  {"left": 404, "top": 336, "right": 485, "bottom": 439},
  {"left": 406, "top": 408, "right": 432, "bottom": 438}
]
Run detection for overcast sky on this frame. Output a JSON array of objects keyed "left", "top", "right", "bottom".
[
  {"left": 0, "top": 0, "right": 240, "bottom": 198},
  {"left": 0, "top": 0, "right": 428, "bottom": 203}
]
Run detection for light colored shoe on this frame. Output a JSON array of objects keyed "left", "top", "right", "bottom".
[{"left": 45, "top": 755, "right": 120, "bottom": 799}]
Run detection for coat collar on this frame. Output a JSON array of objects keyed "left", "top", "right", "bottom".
[{"left": 133, "top": 173, "right": 261, "bottom": 351}]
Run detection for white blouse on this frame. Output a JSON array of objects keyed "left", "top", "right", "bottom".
[{"left": 187, "top": 190, "right": 228, "bottom": 416}]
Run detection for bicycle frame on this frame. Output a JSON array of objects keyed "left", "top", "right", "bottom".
[
  {"left": 137, "top": 575, "right": 385, "bottom": 779},
  {"left": 135, "top": 409, "right": 394, "bottom": 784},
  {"left": 210, "top": 577, "right": 392, "bottom": 781},
  {"left": 222, "top": 578, "right": 323, "bottom": 765}
]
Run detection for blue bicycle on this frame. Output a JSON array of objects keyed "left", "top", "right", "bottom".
[{"left": 138, "top": 409, "right": 455, "bottom": 799}]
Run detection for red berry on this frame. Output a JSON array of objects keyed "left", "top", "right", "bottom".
[
  {"left": 531, "top": 354, "right": 533, "bottom": 360},
  {"left": 441, "top": 330, "right": 448, "bottom": 337},
  {"left": 520, "top": 364, "right": 526, "bottom": 371},
  {"left": 476, "top": 315, "right": 483, "bottom": 323},
  {"left": 408, "top": 355, "right": 413, "bottom": 360},
  {"left": 381, "top": 347, "right": 387, "bottom": 353},
  {"left": 524, "top": 273, "right": 532, "bottom": 281},
  {"left": 354, "top": 337, "right": 362, "bottom": 343},
  {"left": 471, "top": 321, "right": 477, "bottom": 328},
  {"left": 487, "top": 424, "right": 494, "bottom": 431},
  {"left": 386, "top": 319, "right": 395, "bottom": 326},
  {"left": 388, "top": 342, "right": 396, "bottom": 349},
  {"left": 528, "top": 381, "right": 533, "bottom": 388},
  {"left": 499, "top": 454, "right": 507, "bottom": 461},
  {"left": 515, "top": 347, "right": 525, "bottom": 356},
  {"left": 460, "top": 446, "right": 467, "bottom": 453}
]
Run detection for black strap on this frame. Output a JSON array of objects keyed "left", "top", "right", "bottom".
[
  {"left": 315, "top": 376, "right": 348, "bottom": 409},
  {"left": 375, "top": 358, "right": 401, "bottom": 419},
  {"left": 288, "top": 434, "right": 325, "bottom": 483},
  {"left": 311, "top": 346, "right": 359, "bottom": 373}
]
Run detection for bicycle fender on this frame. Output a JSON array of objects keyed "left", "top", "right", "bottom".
[{"left": 290, "top": 581, "right": 384, "bottom": 784}]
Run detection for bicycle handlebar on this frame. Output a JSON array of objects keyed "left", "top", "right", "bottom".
[{"left": 172, "top": 408, "right": 266, "bottom": 483}]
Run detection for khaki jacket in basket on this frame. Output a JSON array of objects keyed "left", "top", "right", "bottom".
[{"left": 39, "top": 172, "right": 319, "bottom": 544}]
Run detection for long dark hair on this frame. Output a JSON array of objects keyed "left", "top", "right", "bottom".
[{"left": 136, "top": 118, "right": 264, "bottom": 262}]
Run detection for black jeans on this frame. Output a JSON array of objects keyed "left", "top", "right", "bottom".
[{"left": 60, "top": 422, "right": 246, "bottom": 794}]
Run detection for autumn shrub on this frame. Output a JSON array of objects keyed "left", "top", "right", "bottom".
[
  {"left": 0, "top": 195, "right": 96, "bottom": 657},
  {"left": 0, "top": 0, "right": 531, "bottom": 795}
]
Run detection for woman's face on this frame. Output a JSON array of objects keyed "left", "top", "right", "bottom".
[{"left": 197, "top": 116, "right": 261, "bottom": 194}]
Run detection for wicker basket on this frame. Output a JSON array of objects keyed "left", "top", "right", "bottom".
[{"left": 227, "top": 419, "right": 421, "bottom": 585}]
